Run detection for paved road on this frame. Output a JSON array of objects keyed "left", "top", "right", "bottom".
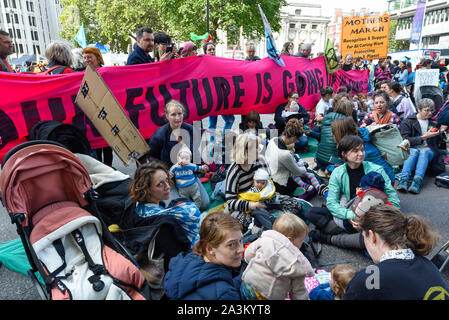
[{"left": 0, "top": 115, "right": 448, "bottom": 299}]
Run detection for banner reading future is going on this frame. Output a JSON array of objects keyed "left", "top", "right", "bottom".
[{"left": 0, "top": 55, "right": 368, "bottom": 159}]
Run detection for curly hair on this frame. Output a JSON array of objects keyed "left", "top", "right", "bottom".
[
  {"left": 129, "top": 161, "right": 171, "bottom": 203},
  {"left": 282, "top": 118, "right": 304, "bottom": 138}
]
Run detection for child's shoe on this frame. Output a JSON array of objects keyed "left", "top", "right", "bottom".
[{"left": 303, "top": 183, "right": 314, "bottom": 192}]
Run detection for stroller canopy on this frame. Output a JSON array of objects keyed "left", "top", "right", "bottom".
[{"left": 0, "top": 142, "right": 92, "bottom": 227}]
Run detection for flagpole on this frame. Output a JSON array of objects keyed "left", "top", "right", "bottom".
[{"left": 206, "top": 0, "right": 210, "bottom": 34}]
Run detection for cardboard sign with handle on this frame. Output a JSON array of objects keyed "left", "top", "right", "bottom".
[{"left": 75, "top": 65, "right": 150, "bottom": 166}]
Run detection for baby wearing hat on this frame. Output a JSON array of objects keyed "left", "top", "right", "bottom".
[
  {"left": 169, "top": 147, "right": 208, "bottom": 210},
  {"left": 236, "top": 168, "right": 277, "bottom": 232}
]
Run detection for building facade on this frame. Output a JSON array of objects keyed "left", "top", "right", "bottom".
[
  {"left": 0, "top": 0, "right": 63, "bottom": 61},
  {"left": 215, "top": 2, "right": 331, "bottom": 60},
  {"left": 388, "top": 0, "right": 449, "bottom": 50},
  {"left": 326, "top": 7, "right": 381, "bottom": 54}
]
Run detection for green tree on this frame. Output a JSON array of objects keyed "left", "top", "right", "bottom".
[
  {"left": 388, "top": 19, "right": 410, "bottom": 52},
  {"left": 155, "top": 0, "right": 287, "bottom": 45},
  {"left": 59, "top": 0, "right": 166, "bottom": 52}
]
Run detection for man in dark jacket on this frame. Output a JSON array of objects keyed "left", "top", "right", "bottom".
[
  {"left": 127, "top": 27, "right": 155, "bottom": 65},
  {"left": 0, "top": 30, "right": 14, "bottom": 72}
]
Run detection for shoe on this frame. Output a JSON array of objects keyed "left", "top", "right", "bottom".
[
  {"left": 408, "top": 177, "right": 423, "bottom": 194},
  {"left": 309, "top": 230, "right": 332, "bottom": 244},
  {"left": 318, "top": 184, "right": 328, "bottom": 196},
  {"left": 303, "top": 184, "right": 314, "bottom": 192},
  {"left": 396, "top": 178, "right": 409, "bottom": 193}
]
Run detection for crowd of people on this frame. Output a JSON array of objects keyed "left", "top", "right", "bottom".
[{"left": 1, "top": 25, "right": 449, "bottom": 301}]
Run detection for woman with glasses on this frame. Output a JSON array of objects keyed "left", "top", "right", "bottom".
[{"left": 396, "top": 98, "right": 445, "bottom": 194}]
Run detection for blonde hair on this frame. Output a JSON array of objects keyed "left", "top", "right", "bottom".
[
  {"left": 272, "top": 213, "right": 308, "bottom": 240},
  {"left": 164, "top": 100, "right": 186, "bottom": 118},
  {"left": 330, "top": 264, "right": 357, "bottom": 300},
  {"left": 232, "top": 132, "right": 261, "bottom": 164}
]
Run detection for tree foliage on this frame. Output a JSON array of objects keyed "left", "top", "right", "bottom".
[
  {"left": 59, "top": 0, "right": 166, "bottom": 52},
  {"left": 388, "top": 19, "right": 410, "bottom": 52},
  {"left": 155, "top": 0, "right": 287, "bottom": 45},
  {"left": 59, "top": 0, "right": 287, "bottom": 52}
]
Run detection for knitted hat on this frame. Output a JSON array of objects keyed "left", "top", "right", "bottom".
[
  {"left": 254, "top": 168, "right": 269, "bottom": 181},
  {"left": 181, "top": 41, "right": 196, "bottom": 56},
  {"left": 82, "top": 47, "right": 104, "bottom": 66},
  {"left": 360, "top": 171, "right": 385, "bottom": 192}
]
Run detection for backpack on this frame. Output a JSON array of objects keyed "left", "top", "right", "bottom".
[
  {"left": 347, "top": 188, "right": 392, "bottom": 219},
  {"left": 435, "top": 172, "right": 449, "bottom": 189},
  {"left": 29, "top": 120, "right": 93, "bottom": 156},
  {"left": 369, "top": 124, "right": 409, "bottom": 166}
]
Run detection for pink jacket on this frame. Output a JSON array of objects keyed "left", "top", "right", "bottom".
[{"left": 242, "top": 230, "right": 314, "bottom": 300}]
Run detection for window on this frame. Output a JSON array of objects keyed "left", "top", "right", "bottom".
[
  {"left": 19, "top": 43, "right": 23, "bottom": 54},
  {"left": 312, "top": 25, "right": 317, "bottom": 29},
  {"left": 3, "top": 0, "right": 8, "bottom": 8},
  {"left": 301, "top": 24, "right": 306, "bottom": 29},
  {"left": 34, "top": 31, "right": 38, "bottom": 41},
  {"left": 6, "top": 13, "right": 10, "bottom": 24},
  {"left": 295, "top": 9, "right": 302, "bottom": 16},
  {"left": 289, "top": 23, "right": 295, "bottom": 29},
  {"left": 16, "top": 29, "right": 21, "bottom": 39},
  {"left": 14, "top": 13, "right": 18, "bottom": 24}
]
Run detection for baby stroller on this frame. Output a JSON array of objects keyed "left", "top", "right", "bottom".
[{"left": 0, "top": 141, "right": 151, "bottom": 300}]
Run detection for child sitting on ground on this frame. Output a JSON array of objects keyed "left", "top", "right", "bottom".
[
  {"left": 241, "top": 213, "right": 315, "bottom": 300},
  {"left": 292, "top": 155, "right": 327, "bottom": 194},
  {"left": 170, "top": 147, "right": 208, "bottom": 209},
  {"left": 308, "top": 264, "right": 357, "bottom": 300}
]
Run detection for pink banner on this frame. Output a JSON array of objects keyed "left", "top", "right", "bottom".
[{"left": 0, "top": 55, "right": 368, "bottom": 160}]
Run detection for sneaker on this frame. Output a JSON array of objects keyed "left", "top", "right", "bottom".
[
  {"left": 318, "top": 184, "right": 328, "bottom": 196},
  {"left": 396, "top": 178, "right": 409, "bottom": 193},
  {"left": 303, "top": 184, "right": 314, "bottom": 192},
  {"left": 408, "top": 177, "right": 423, "bottom": 194}
]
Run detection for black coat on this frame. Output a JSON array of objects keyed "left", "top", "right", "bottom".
[
  {"left": 126, "top": 43, "right": 154, "bottom": 65},
  {"left": 400, "top": 115, "right": 445, "bottom": 175}
]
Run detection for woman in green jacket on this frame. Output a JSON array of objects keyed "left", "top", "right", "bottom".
[
  {"left": 314, "top": 99, "right": 354, "bottom": 173},
  {"left": 305, "top": 135, "right": 400, "bottom": 250}
]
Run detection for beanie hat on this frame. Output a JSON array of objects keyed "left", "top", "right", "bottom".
[
  {"left": 181, "top": 41, "right": 196, "bottom": 56},
  {"left": 82, "top": 47, "right": 104, "bottom": 66},
  {"left": 254, "top": 168, "right": 269, "bottom": 181},
  {"left": 360, "top": 171, "right": 385, "bottom": 191}
]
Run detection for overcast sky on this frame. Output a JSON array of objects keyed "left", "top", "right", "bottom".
[{"left": 316, "top": 0, "right": 388, "bottom": 17}]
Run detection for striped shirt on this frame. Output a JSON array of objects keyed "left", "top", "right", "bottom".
[{"left": 225, "top": 159, "right": 269, "bottom": 213}]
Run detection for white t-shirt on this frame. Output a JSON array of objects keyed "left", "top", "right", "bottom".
[
  {"left": 417, "top": 118, "right": 429, "bottom": 147},
  {"left": 315, "top": 98, "right": 332, "bottom": 116}
]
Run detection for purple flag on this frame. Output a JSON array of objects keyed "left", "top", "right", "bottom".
[{"left": 410, "top": 1, "right": 426, "bottom": 43}]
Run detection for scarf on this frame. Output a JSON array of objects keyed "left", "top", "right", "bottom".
[
  {"left": 0, "top": 57, "right": 14, "bottom": 72},
  {"left": 373, "top": 110, "right": 393, "bottom": 125}
]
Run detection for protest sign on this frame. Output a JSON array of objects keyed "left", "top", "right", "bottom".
[
  {"left": 0, "top": 55, "right": 368, "bottom": 160},
  {"left": 341, "top": 14, "right": 390, "bottom": 60},
  {"left": 75, "top": 65, "right": 150, "bottom": 165},
  {"left": 413, "top": 68, "right": 440, "bottom": 98}
]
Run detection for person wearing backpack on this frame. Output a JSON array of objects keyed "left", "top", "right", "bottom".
[
  {"left": 396, "top": 98, "right": 445, "bottom": 194},
  {"left": 41, "top": 42, "right": 75, "bottom": 75}
]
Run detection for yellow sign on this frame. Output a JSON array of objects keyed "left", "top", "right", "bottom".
[{"left": 341, "top": 14, "right": 390, "bottom": 61}]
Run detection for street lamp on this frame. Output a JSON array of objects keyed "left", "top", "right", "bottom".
[{"left": 206, "top": 0, "right": 210, "bottom": 34}]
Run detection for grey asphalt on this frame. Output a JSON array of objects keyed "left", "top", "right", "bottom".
[{"left": 0, "top": 115, "right": 448, "bottom": 300}]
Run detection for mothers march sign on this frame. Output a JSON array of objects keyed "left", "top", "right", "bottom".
[
  {"left": 0, "top": 55, "right": 368, "bottom": 160},
  {"left": 341, "top": 14, "right": 390, "bottom": 60}
]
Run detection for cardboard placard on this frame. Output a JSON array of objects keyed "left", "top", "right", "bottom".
[
  {"left": 75, "top": 65, "right": 150, "bottom": 166},
  {"left": 341, "top": 14, "right": 390, "bottom": 60}
]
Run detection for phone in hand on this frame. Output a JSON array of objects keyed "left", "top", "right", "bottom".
[{"left": 166, "top": 43, "right": 174, "bottom": 54}]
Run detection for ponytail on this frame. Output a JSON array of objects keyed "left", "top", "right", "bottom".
[
  {"left": 359, "top": 205, "right": 440, "bottom": 256},
  {"left": 405, "top": 215, "right": 441, "bottom": 256}
]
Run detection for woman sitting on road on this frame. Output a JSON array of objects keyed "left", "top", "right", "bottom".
[
  {"left": 314, "top": 99, "right": 354, "bottom": 173},
  {"left": 396, "top": 98, "right": 445, "bottom": 194},
  {"left": 164, "top": 211, "right": 243, "bottom": 300},
  {"left": 331, "top": 117, "right": 396, "bottom": 184},
  {"left": 146, "top": 99, "right": 210, "bottom": 210},
  {"left": 361, "top": 90, "right": 401, "bottom": 128},
  {"left": 343, "top": 205, "right": 448, "bottom": 300},
  {"left": 304, "top": 135, "right": 400, "bottom": 251}
]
